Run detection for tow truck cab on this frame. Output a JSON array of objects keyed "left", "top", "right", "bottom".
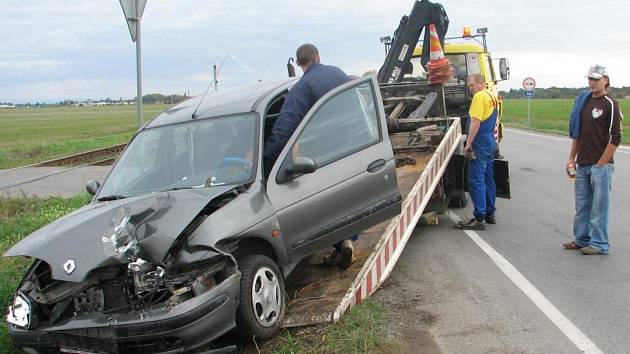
[{"left": 406, "top": 30, "right": 511, "bottom": 121}]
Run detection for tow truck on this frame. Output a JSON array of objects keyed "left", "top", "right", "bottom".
[{"left": 283, "top": 0, "right": 510, "bottom": 327}]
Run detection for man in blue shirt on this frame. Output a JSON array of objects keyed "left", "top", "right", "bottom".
[
  {"left": 264, "top": 44, "right": 349, "bottom": 171},
  {"left": 263, "top": 44, "right": 356, "bottom": 268}
]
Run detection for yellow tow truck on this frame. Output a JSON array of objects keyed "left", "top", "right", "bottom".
[{"left": 403, "top": 26, "right": 510, "bottom": 132}]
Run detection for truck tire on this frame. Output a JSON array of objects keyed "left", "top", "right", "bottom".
[
  {"left": 235, "top": 255, "right": 286, "bottom": 342},
  {"left": 448, "top": 190, "right": 468, "bottom": 208}
]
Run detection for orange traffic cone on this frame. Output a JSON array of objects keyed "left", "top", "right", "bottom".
[{"left": 426, "top": 24, "right": 452, "bottom": 84}]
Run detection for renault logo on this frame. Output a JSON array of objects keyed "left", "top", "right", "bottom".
[{"left": 63, "top": 260, "right": 76, "bottom": 274}]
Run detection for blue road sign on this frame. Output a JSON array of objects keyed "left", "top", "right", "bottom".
[{"left": 524, "top": 90, "right": 535, "bottom": 98}]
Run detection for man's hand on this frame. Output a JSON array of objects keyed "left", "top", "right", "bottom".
[
  {"left": 464, "top": 144, "right": 472, "bottom": 155},
  {"left": 566, "top": 160, "right": 575, "bottom": 170}
]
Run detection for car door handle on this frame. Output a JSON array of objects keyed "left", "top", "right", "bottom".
[{"left": 367, "top": 159, "right": 386, "bottom": 173}]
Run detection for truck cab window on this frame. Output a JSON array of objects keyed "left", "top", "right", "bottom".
[
  {"left": 406, "top": 57, "right": 427, "bottom": 80},
  {"left": 447, "top": 54, "right": 468, "bottom": 82},
  {"left": 466, "top": 53, "right": 481, "bottom": 76}
]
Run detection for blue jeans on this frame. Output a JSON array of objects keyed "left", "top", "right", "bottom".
[
  {"left": 574, "top": 163, "right": 614, "bottom": 253},
  {"left": 467, "top": 141, "right": 496, "bottom": 220}
]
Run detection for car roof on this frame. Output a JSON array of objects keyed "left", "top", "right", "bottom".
[{"left": 146, "top": 78, "right": 297, "bottom": 128}]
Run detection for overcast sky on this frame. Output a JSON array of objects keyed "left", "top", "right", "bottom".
[{"left": 1, "top": 0, "right": 628, "bottom": 103}]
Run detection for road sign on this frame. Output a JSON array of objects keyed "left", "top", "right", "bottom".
[
  {"left": 120, "top": 0, "right": 147, "bottom": 42},
  {"left": 524, "top": 90, "right": 535, "bottom": 98},
  {"left": 523, "top": 77, "right": 536, "bottom": 91}
]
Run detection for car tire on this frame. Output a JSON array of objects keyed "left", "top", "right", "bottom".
[
  {"left": 448, "top": 190, "right": 468, "bottom": 208},
  {"left": 235, "top": 255, "right": 286, "bottom": 342}
]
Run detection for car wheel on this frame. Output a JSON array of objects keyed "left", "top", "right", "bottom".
[
  {"left": 448, "top": 190, "right": 468, "bottom": 208},
  {"left": 235, "top": 255, "right": 286, "bottom": 341}
]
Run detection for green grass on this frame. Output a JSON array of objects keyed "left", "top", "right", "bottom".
[
  {"left": 270, "top": 299, "right": 399, "bottom": 354},
  {"left": 0, "top": 104, "right": 169, "bottom": 169},
  {"left": 502, "top": 98, "right": 630, "bottom": 144},
  {"left": 0, "top": 194, "right": 91, "bottom": 352}
]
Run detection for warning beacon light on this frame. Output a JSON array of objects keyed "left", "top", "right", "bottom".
[{"left": 463, "top": 26, "right": 472, "bottom": 37}]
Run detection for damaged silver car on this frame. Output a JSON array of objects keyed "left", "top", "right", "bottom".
[{"left": 4, "top": 75, "right": 401, "bottom": 353}]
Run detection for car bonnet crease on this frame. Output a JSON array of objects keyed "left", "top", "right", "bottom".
[{"left": 3, "top": 186, "right": 235, "bottom": 282}]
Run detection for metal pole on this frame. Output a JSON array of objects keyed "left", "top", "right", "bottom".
[
  {"left": 213, "top": 64, "right": 218, "bottom": 91},
  {"left": 441, "top": 86, "right": 447, "bottom": 117},
  {"left": 135, "top": 2, "right": 143, "bottom": 130},
  {"left": 527, "top": 97, "right": 531, "bottom": 128}
]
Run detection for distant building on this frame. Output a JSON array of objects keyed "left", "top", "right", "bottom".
[{"left": 0, "top": 104, "right": 16, "bottom": 109}]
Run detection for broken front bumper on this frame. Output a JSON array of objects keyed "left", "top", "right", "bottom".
[{"left": 8, "top": 273, "right": 239, "bottom": 354}]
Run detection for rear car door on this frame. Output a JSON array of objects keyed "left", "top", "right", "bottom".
[{"left": 266, "top": 75, "right": 401, "bottom": 259}]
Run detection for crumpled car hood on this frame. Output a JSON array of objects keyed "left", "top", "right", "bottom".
[{"left": 3, "top": 186, "right": 234, "bottom": 282}]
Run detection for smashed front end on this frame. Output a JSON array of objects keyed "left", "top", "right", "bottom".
[
  {"left": 8, "top": 256, "right": 238, "bottom": 354},
  {"left": 4, "top": 189, "right": 245, "bottom": 354}
]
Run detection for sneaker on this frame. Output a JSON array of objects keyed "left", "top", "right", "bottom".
[
  {"left": 485, "top": 215, "right": 496, "bottom": 224},
  {"left": 580, "top": 246, "right": 605, "bottom": 255},
  {"left": 337, "top": 240, "right": 354, "bottom": 269},
  {"left": 457, "top": 218, "right": 486, "bottom": 230}
]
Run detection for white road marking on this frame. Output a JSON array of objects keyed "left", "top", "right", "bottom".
[
  {"left": 448, "top": 213, "right": 604, "bottom": 354},
  {"left": 505, "top": 128, "right": 630, "bottom": 154}
]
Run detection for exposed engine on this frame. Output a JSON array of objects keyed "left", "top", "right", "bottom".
[{"left": 12, "top": 255, "right": 233, "bottom": 330}]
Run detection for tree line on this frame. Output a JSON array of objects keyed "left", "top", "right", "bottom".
[{"left": 500, "top": 87, "right": 630, "bottom": 99}]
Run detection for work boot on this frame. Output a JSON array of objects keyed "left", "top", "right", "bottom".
[
  {"left": 337, "top": 240, "right": 354, "bottom": 269},
  {"left": 322, "top": 249, "right": 340, "bottom": 267},
  {"left": 562, "top": 241, "right": 583, "bottom": 250},
  {"left": 485, "top": 214, "right": 496, "bottom": 224},
  {"left": 457, "top": 218, "right": 486, "bottom": 230}
]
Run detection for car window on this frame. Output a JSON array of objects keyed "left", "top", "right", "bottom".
[
  {"left": 291, "top": 81, "right": 381, "bottom": 167},
  {"left": 98, "top": 114, "right": 257, "bottom": 198}
]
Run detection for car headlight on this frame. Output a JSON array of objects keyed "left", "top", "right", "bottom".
[{"left": 6, "top": 294, "right": 31, "bottom": 328}]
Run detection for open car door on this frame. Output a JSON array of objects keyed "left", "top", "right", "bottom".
[{"left": 266, "top": 75, "right": 401, "bottom": 260}]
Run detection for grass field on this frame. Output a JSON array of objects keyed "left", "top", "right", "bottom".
[
  {"left": 0, "top": 104, "right": 169, "bottom": 169},
  {"left": 0, "top": 194, "right": 92, "bottom": 352},
  {"left": 502, "top": 98, "right": 630, "bottom": 144},
  {"left": 1, "top": 99, "right": 627, "bottom": 170}
]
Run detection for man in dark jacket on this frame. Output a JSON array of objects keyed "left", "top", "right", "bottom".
[
  {"left": 264, "top": 44, "right": 356, "bottom": 268},
  {"left": 264, "top": 44, "right": 348, "bottom": 172},
  {"left": 563, "top": 64, "right": 623, "bottom": 255}
]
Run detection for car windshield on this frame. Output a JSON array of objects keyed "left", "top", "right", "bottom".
[{"left": 97, "top": 113, "right": 257, "bottom": 199}]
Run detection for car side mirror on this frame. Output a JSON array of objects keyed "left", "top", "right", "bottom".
[
  {"left": 291, "top": 157, "right": 317, "bottom": 174},
  {"left": 85, "top": 180, "right": 101, "bottom": 195},
  {"left": 499, "top": 58, "right": 510, "bottom": 81},
  {"left": 276, "top": 157, "right": 317, "bottom": 184}
]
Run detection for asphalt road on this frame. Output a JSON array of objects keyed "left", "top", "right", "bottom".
[
  {"left": 0, "top": 166, "right": 111, "bottom": 198},
  {"left": 376, "top": 128, "right": 630, "bottom": 353}
]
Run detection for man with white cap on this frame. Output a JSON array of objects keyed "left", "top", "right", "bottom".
[{"left": 564, "top": 64, "right": 623, "bottom": 255}]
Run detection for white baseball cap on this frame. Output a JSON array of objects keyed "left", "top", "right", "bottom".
[{"left": 586, "top": 64, "right": 608, "bottom": 79}]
